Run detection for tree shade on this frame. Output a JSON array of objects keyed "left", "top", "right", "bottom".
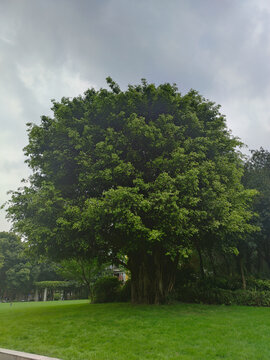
[{"left": 6, "top": 79, "right": 257, "bottom": 303}]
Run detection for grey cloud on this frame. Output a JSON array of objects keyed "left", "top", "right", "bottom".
[{"left": 1, "top": 0, "right": 270, "bottom": 230}]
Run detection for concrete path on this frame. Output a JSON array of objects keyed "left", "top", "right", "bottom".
[{"left": 0, "top": 348, "right": 61, "bottom": 360}]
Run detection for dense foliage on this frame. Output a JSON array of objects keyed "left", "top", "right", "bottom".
[
  {"left": 6, "top": 79, "right": 257, "bottom": 303},
  {"left": 92, "top": 276, "right": 121, "bottom": 303}
]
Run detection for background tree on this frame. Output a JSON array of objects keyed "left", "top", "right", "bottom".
[
  {"left": 6, "top": 79, "right": 257, "bottom": 304},
  {"left": 0, "top": 232, "right": 32, "bottom": 300},
  {"left": 0, "top": 232, "right": 63, "bottom": 300},
  {"left": 242, "top": 148, "right": 270, "bottom": 276},
  {"left": 56, "top": 258, "right": 111, "bottom": 299}
]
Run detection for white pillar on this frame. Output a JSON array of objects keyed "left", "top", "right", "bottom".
[{"left": 43, "top": 287, "right": 47, "bottom": 301}]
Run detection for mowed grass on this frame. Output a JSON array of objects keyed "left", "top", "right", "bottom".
[{"left": 1, "top": 301, "right": 270, "bottom": 359}]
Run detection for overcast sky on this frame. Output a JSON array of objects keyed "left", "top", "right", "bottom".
[{"left": 1, "top": 0, "right": 270, "bottom": 231}]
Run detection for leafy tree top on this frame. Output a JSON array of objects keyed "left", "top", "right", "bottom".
[{"left": 5, "top": 79, "right": 257, "bottom": 303}]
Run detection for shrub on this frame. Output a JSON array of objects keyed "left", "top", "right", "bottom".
[
  {"left": 174, "top": 274, "right": 270, "bottom": 307},
  {"left": 92, "top": 276, "right": 121, "bottom": 303},
  {"left": 246, "top": 278, "right": 270, "bottom": 291},
  {"left": 118, "top": 279, "right": 131, "bottom": 302},
  {"left": 174, "top": 265, "right": 198, "bottom": 289},
  {"left": 194, "top": 276, "right": 242, "bottom": 291}
]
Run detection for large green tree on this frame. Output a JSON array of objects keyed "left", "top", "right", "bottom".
[{"left": 6, "top": 79, "right": 256, "bottom": 303}]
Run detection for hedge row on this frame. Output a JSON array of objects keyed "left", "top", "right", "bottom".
[
  {"left": 34, "top": 280, "right": 79, "bottom": 289},
  {"left": 189, "top": 276, "right": 270, "bottom": 292},
  {"left": 89, "top": 275, "right": 270, "bottom": 306},
  {"left": 177, "top": 287, "right": 270, "bottom": 306}
]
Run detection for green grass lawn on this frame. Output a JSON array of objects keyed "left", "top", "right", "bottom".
[{"left": 1, "top": 301, "right": 270, "bottom": 359}]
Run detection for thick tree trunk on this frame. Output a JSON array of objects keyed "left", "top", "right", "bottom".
[
  {"left": 257, "top": 250, "right": 262, "bottom": 274},
  {"left": 196, "top": 245, "right": 205, "bottom": 279},
  {"left": 80, "top": 264, "right": 92, "bottom": 299},
  {"left": 239, "top": 257, "right": 246, "bottom": 290},
  {"left": 223, "top": 254, "right": 231, "bottom": 276},
  {"left": 208, "top": 249, "right": 216, "bottom": 276},
  {"left": 128, "top": 249, "right": 179, "bottom": 304}
]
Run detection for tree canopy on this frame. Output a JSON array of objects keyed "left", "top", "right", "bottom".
[{"left": 6, "top": 79, "right": 257, "bottom": 303}]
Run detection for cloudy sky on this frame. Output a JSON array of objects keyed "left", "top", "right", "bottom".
[{"left": 1, "top": 0, "right": 270, "bottom": 231}]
